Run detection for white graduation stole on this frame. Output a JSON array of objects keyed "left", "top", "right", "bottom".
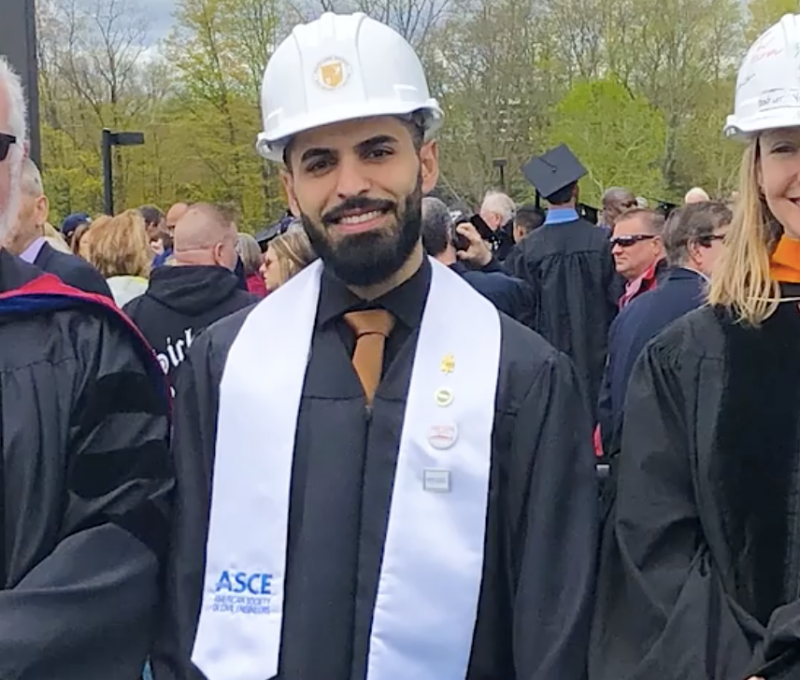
[{"left": 192, "top": 258, "right": 501, "bottom": 680}]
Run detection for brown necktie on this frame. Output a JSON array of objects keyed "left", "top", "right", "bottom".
[{"left": 344, "top": 309, "right": 396, "bottom": 405}]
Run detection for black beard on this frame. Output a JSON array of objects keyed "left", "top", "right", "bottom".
[{"left": 300, "top": 180, "right": 422, "bottom": 287}]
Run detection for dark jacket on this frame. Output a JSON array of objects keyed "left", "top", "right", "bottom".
[
  {"left": 598, "top": 267, "right": 706, "bottom": 458},
  {"left": 34, "top": 242, "right": 112, "bottom": 299},
  {"left": 450, "top": 261, "right": 535, "bottom": 329},
  {"left": 590, "top": 294, "right": 800, "bottom": 680},
  {"left": 0, "top": 249, "right": 172, "bottom": 680},
  {"left": 484, "top": 222, "right": 515, "bottom": 261},
  {"left": 123, "top": 265, "right": 258, "bottom": 382},
  {"left": 509, "top": 217, "right": 623, "bottom": 422}
]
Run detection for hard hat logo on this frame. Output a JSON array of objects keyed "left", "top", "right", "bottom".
[{"left": 316, "top": 58, "right": 349, "bottom": 90}]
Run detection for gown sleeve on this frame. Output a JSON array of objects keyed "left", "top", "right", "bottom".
[
  {"left": 588, "top": 341, "right": 754, "bottom": 680},
  {"left": 512, "top": 352, "right": 598, "bottom": 680},
  {"left": 0, "top": 318, "right": 173, "bottom": 680},
  {"left": 151, "top": 330, "right": 223, "bottom": 680}
]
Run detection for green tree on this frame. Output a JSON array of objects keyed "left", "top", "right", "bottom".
[
  {"left": 548, "top": 79, "right": 667, "bottom": 205},
  {"left": 746, "top": 0, "right": 798, "bottom": 41}
]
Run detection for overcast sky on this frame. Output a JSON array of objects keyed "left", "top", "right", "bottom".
[{"left": 140, "top": 0, "right": 175, "bottom": 40}]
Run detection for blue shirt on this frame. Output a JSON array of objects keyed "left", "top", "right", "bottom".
[
  {"left": 544, "top": 208, "right": 580, "bottom": 225},
  {"left": 19, "top": 237, "right": 46, "bottom": 264}
]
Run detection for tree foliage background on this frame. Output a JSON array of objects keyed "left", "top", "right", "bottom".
[{"left": 35, "top": 0, "right": 780, "bottom": 229}]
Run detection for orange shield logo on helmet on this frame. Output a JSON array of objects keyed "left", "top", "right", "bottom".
[{"left": 316, "top": 58, "right": 348, "bottom": 90}]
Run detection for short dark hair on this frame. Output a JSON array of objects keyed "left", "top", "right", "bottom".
[
  {"left": 613, "top": 207, "right": 665, "bottom": 235},
  {"left": 421, "top": 196, "right": 452, "bottom": 257},
  {"left": 545, "top": 182, "right": 577, "bottom": 206},
  {"left": 663, "top": 201, "right": 732, "bottom": 267},
  {"left": 139, "top": 205, "right": 164, "bottom": 227},
  {"left": 514, "top": 204, "right": 545, "bottom": 235}
]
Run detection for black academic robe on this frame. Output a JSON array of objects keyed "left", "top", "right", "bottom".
[
  {"left": 509, "top": 218, "right": 622, "bottom": 423},
  {"left": 0, "top": 249, "right": 173, "bottom": 679},
  {"left": 590, "top": 298, "right": 800, "bottom": 680},
  {"left": 152, "top": 260, "right": 598, "bottom": 680}
]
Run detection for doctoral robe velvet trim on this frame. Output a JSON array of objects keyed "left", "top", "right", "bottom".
[
  {"left": 713, "top": 302, "right": 800, "bottom": 626},
  {"left": 0, "top": 273, "right": 170, "bottom": 412}
]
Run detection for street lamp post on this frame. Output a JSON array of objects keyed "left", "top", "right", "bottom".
[
  {"left": 102, "top": 128, "right": 145, "bottom": 215},
  {"left": 492, "top": 158, "right": 508, "bottom": 193}
]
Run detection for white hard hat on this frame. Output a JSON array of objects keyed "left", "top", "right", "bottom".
[
  {"left": 256, "top": 12, "right": 444, "bottom": 162},
  {"left": 725, "top": 14, "right": 800, "bottom": 139}
]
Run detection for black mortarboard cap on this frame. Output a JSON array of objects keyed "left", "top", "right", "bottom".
[{"left": 522, "top": 144, "right": 587, "bottom": 200}]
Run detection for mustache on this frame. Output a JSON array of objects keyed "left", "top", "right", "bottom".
[{"left": 322, "top": 197, "right": 397, "bottom": 226}]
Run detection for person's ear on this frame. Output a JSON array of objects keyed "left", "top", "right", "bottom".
[
  {"left": 419, "top": 140, "right": 439, "bottom": 195},
  {"left": 687, "top": 240, "right": 703, "bottom": 266},
  {"left": 35, "top": 194, "right": 49, "bottom": 228}
]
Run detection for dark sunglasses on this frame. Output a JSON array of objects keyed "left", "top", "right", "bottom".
[
  {"left": 0, "top": 133, "right": 16, "bottom": 162},
  {"left": 610, "top": 233, "right": 657, "bottom": 248},
  {"left": 696, "top": 233, "right": 726, "bottom": 247}
]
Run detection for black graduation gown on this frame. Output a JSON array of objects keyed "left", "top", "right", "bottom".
[
  {"left": 508, "top": 218, "right": 622, "bottom": 422},
  {"left": 590, "top": 300, "right": 800, "bottom": 680},
  {"left": 152, "top": 260, "right": 599, "bottom": 680},
  {"left": 0, "top": 249, "right": 173, "bottom": 679}
]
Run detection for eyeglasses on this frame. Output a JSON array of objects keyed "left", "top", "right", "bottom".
[
  {"left": 610, "top": 234, "right": 657, "bottom": 248},
  {"left": 0, "top": 133, "right": 16, "bottom": 162},
  {"left": 697, "top": 234, "right": 726, "bottom": 247}
]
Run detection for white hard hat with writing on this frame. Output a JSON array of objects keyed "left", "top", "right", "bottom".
[
  {"left": 256, "top": 12, "right": 444, "bottom": 162},
  {"left": 725, "top": 14, "right": 800, "bottom": 139}
]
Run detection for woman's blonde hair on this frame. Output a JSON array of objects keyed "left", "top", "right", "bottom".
[
  {"left": 42, "top": 222, "right": 71, "bottom": 253},
  {"left": 88, "top": 209, "right": 152, "bottom": 279},
  {"left": 708, "top": 139, "right": 784, "bottom": 324},
  {"left": 269, "top": 227, "right": 317, "bottom": 287}
]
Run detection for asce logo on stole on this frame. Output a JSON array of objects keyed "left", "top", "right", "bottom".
[{"left": 210, "top": 570, "right": 277, "bottom": 615}]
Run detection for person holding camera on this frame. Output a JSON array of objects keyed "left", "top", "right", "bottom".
[{"left": 421, "top": 197, "right": 535, "bottom": 328}]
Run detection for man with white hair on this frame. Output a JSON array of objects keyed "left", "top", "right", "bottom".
[
  {"left": 0, "top": 56, "right": 173, "bottom": 679},
  {"left": 684, "top": 186, "right": 710, "bottom": 204},
  {"left": 3, "top": 158, "right": 111, "bottom": 296},
  {"left": 478, "top": 189, "right": 516, "bottom": 260}
]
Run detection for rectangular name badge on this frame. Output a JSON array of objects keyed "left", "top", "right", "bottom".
[{"left": 423, "top": 469, "right": 451, "bottom": 493}]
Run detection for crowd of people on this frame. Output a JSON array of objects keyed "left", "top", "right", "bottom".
[{"left": 2, "top": 7, "right": 800, "bottom": 680}]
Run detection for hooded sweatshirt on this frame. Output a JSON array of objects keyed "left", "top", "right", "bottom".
[{"left": 124, "top": 265, "right": 258, "bottom": 382}]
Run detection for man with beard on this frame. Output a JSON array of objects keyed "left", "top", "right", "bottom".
[
  {"left": 152, "top": 12, "right": 597, "bottom": 680},
  {"left": 0, "top": 57, "right": 173, "bottom": 678}
]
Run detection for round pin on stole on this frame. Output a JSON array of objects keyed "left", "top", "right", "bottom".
[
  {"left": 428, "top": 423, "right": 458, "bottom": 450},
  {"left": 434, "top": 387, "right": 454, "bottom": 407}
]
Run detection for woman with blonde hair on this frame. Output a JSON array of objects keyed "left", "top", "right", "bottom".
[
  {"left": 260, "top": 225, "right": 317, "bottom": 293},
  {"left": 590, "top": 14, "right": 800, "bottom": 680},
  {"left": 88, "top": 209, "right": 152, "bottom": 306}
]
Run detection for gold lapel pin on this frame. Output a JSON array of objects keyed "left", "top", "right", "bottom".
[{"left": 440, "top": 353, "right": 455, "bottom": 374}]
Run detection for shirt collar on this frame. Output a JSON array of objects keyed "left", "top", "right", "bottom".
[
  {"left": 18, "top": 237, "right": 46, "bottom": 264},
  {"left": 544, "top": 207, "right": 580, "bottom": 225},
  {"left": 673, "top": 265, "right": 709, "bottom": 282},
  {"left": 317, "top": 256, "right": 432, "bottom": 331}
]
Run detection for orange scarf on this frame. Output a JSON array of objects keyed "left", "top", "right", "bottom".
[{"left": 770, "top": 235, "right": 800, "bottom": 283}]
